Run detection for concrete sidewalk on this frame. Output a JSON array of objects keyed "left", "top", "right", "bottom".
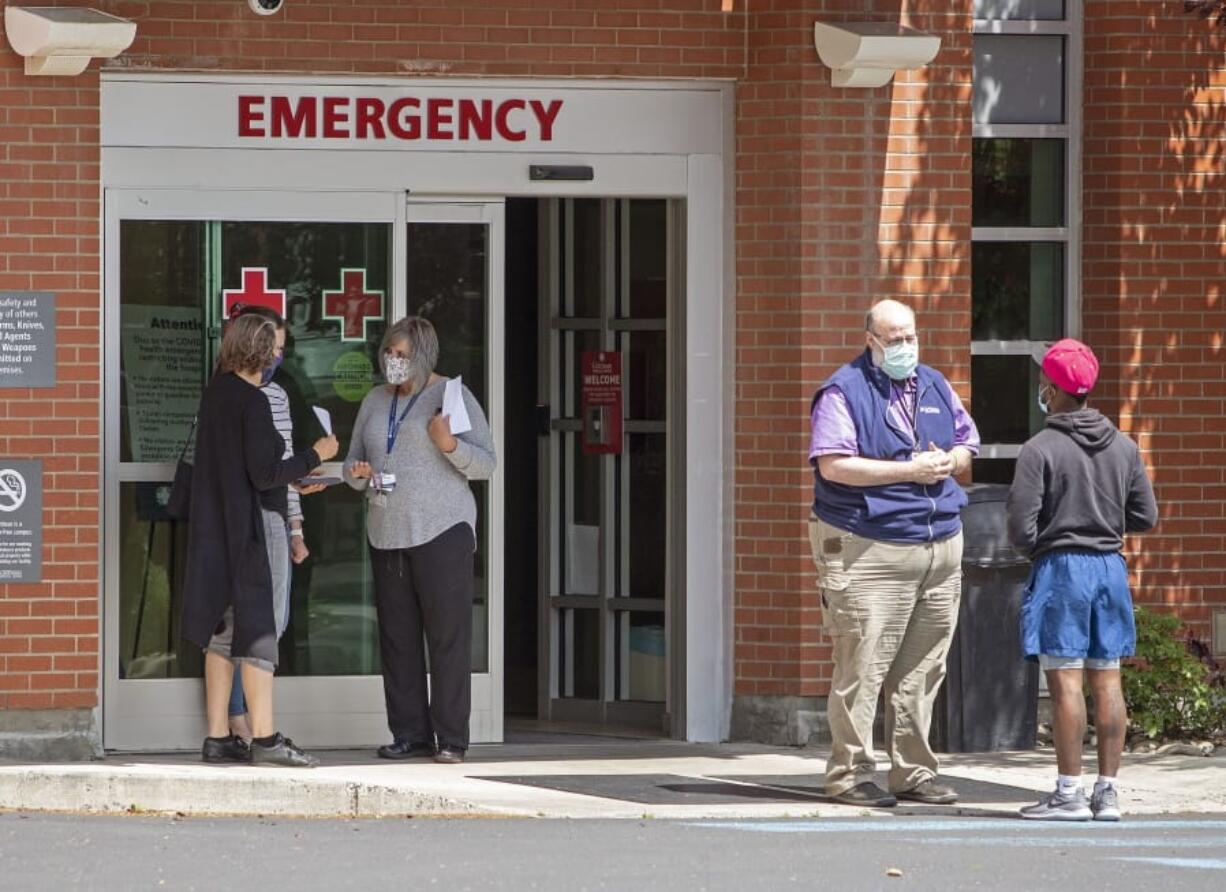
[{"left": 2, "top": 734, "right": 1223, "bottom": 820}]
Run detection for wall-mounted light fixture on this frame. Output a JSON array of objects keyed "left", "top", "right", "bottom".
[
  {"left": 3, "top": 6, "right": 137, "bottom": 77},
  {"left": 813, "top": 21, "right": 941, "bottom": 89}
]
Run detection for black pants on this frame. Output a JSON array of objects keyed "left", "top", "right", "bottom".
[{"left": 369, "top": 523, "right": 474, "bottom": 749}]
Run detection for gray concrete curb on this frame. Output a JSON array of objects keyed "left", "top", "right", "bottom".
[{"left": 0, "top": 768, "right": 492, "bottom": 819}]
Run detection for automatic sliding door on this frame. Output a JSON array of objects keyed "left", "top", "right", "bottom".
[
  {"left": 540, "top": 198, "right": 680, "bottom": 733},
  {"left": 404, "top": 200, "right": 505, "bottom": 743}
]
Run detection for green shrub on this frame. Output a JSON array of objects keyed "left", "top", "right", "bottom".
[{"left": 1121, "top": 607, "right": 1226, "bottom": 740}]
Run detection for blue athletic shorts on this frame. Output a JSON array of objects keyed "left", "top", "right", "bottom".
[{"left": 1019, "top": 549, "right": 1136, "bottom": 663}]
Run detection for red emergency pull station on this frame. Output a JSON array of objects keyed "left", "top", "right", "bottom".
[{"left": 580, "top": 351, "right": 623, "bottom": 455}]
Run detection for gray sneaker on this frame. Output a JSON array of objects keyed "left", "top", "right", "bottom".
[
  {"left": 1019, "top": 787, "right": 1092, "bottom": 821},
  {"left": 1091, "top": 785, "right": 1121, "bottom": 822}
]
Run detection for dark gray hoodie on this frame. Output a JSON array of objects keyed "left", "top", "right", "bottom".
[{"left": 1006, "top": 408, "right": 1158, "bottom": 558}]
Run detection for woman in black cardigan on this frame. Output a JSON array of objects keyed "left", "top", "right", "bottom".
[{"left": 181, "top": 314, "right": 338, "bottom": 767}]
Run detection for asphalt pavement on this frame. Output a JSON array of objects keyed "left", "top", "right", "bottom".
[{"left": 1, "top": 811, "right": 1224, "bottom": 891}]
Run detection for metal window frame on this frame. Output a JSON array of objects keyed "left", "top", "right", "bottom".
[{"left": 971, "top": 1, "right": 1082, "bottom": 461}]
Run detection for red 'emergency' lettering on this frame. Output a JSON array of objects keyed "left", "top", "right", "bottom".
[
  {"left": 354, "top": 97, "right": 386, "bottom": 139},
  {"left": 238, "top": 95, "right": 265, "bottom": 137},
  {"left": 388, "top": 97, "right": 420, "bottom": 139},
  {"left": 457, "top": 99, "right": 492, "bottom": 140},
  {"left": 426, "top": 98, "right": 454, "bottom": 140},
  {"left": 494, "top": 99, "right": 527, "bottom": 142},
  {"left": 236, "top": 95, "right": 565, "bottom": 143},
  {"left": 529, "top": 100, "right": 563, "bottom": 141},
  {"left": 270, "top": 96, "right": 316, "bottom": 138},
  {"left": 322, "top": 96, "right": 348, "bottom": 138}
]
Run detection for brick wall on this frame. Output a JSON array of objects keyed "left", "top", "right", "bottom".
[
  {"left": 2, "top": 0, "right": 1222, "bottom": 730},
  {"left": 1083, "top": 0, "right": 1226, "bottom": 643},
  {"left": 0, "top": 55, "right": 102, "bottom": 711},
  {"left": 734, "top": 0, "right": 974, "bottom": 705},
  {"left": 0, "top": 0, "right": 753, "bottom": 717}
]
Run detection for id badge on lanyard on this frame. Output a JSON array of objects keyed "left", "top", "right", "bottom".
[{"left": 374, "top": 389, "right": 420, "bottom": 504}]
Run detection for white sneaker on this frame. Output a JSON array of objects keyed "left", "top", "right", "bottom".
[
  {"left": 1091, "top": 785, "right": 1121, "bottom": 822},
  {"left": 1019, "top": 787, "right": 1092, "bottom": 821}
]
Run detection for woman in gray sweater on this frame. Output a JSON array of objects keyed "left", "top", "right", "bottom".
[{"left": 343, "top": 316, "right": 496, "bottom": 763}]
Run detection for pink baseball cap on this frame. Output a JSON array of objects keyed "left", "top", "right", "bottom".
[{"left": 1041, "top": 338, "right": 1099, "bottom": 396}]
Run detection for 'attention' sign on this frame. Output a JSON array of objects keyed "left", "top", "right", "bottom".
[{"left": 238, "top": 95, "right": 564, "bottom": 143}]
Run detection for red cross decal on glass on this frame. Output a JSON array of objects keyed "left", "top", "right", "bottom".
[
  {"left": 322, "top": 269, "right": 385, "bottom": 342},
  {"left": 222, "top": 267, "right": 287, "bottom": 320}
]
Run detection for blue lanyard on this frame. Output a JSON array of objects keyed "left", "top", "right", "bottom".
[{"left": 386, "top": 389, "right": 423, "bottom": 459}]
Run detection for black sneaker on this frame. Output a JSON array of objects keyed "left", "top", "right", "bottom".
[
  {"left": 377, "top": 740, "right": 436, "bottom": 760},
  {"left": 896, "top": 778, "right": 959, "bottom": 805},
  {"left": 828, "top": 781, "right": 897, "bottom": 808},
  {"left": 249, "top": 733, "right": 319, "bottom": 768},
  {"left": 433, "top": 744, "right": 466, "bottom": 764},
  {"left": 201, "top": 734, "right": 250, "bottom": 764}
]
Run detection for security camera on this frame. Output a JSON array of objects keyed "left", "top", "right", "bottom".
[{"left": 247, "top": 0, "right": 284, "bottom": 15}]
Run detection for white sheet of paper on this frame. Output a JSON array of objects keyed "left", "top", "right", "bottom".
[
  {"left": 443, "top": 376, "right": 472, "bottom": 435},
  {"left": 312, "top": 406, "right": 333, "bottom": 437}
]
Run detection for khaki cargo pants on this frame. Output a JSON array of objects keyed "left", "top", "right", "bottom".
[{"left": 809, "top": 516, "right": 962, "bottom": 796}]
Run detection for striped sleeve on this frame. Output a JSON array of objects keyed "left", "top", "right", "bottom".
[{"left": 264, "top": 383, "right": 303, "bottom": 523}]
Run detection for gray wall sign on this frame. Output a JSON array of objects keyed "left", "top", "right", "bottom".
[
  {"left": 0, "top": 461, "right": 42, "bottom": 583},
  {"left": 0, "top": 292, "right": 56, "bottom": 388}
]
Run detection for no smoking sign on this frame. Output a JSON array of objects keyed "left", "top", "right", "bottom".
[
  {"left": 0, "top": 468, "right": 28, "bottom": 512},
  {"left": 0, "top": 460, "right": 41, "bottom": 582}
]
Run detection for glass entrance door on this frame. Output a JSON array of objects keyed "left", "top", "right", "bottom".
[
  {"left": 538, "top": 198, "right": 682, "bottom": 733},
  {"left": 102, "top": 191, "right": 503, "bottom": 749},
  {"left": 403, "top": 200, "right": 505, "bottom": 744}
]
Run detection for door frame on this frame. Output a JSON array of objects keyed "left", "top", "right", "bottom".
[
  {"left": 102, "top": 73, "right": 734, "bottom": 743},
  {"left": 101, "top": 188, "right": 505, "bottom": 750}
]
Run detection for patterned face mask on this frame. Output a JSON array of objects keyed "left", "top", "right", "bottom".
[{"left": 384, "top": 353, "right": 411, "bottom": 385}]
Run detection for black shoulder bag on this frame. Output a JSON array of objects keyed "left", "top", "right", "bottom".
[{"left": 165, "top": 417, "right": 198, "bottom": 521}]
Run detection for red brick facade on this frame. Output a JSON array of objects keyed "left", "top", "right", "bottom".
[
  {"left": 735, "top": 1, "right": 974, "bottom": 704},
  {"left": 0, "top": 1, "right": 1222, "bottom": 738},
  {"left": 1082, "top": 2, "right": 1226, "bottom": 641}
]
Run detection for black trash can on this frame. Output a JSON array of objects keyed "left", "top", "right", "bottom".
[{"left": 933, "top": 483, "right": 1039, "bottom": 753}]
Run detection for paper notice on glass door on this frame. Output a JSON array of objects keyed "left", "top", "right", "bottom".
[{"left": 443, "top": 376, "right": 472, "bottom": 435}]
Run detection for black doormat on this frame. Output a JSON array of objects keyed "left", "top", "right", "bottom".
[
  {"left": 472, "top": 774, "right": 828, "bottom": 805},
  {"left": 474, "top": 773, "right": 1045, "bottom": 806},
  {"left": 709, "top": 775, "right": 1044, "bottom": 805}
]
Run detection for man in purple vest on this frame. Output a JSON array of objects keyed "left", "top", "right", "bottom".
[{"left": 808, "top": 299, "right": 980, "bottom": 807}]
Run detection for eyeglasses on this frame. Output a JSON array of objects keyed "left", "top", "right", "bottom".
[{"left": 870, "top": 332, "right": 918, "bottom": 349}]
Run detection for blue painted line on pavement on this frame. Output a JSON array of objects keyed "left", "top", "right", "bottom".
[
  {"left": 919, "top": 837, "right": 1226, "bottom": 849},
  {"left": 686, "top": 819, "right": 1226, "bottom": 835},
  {"left": 1114, "top": 857, "right": 1226, "bottom": 871}
]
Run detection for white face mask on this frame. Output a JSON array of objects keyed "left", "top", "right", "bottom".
[
  {"left": 384, "top": 354, "right": 411, "bottom": 386},
  {"left": 1037, "top": 385, "right": 1052, "bottom": 415}
]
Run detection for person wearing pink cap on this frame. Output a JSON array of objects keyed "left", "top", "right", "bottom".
[{"left": 1006, "top": 339, "right": 1157, "bottom": 822}]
